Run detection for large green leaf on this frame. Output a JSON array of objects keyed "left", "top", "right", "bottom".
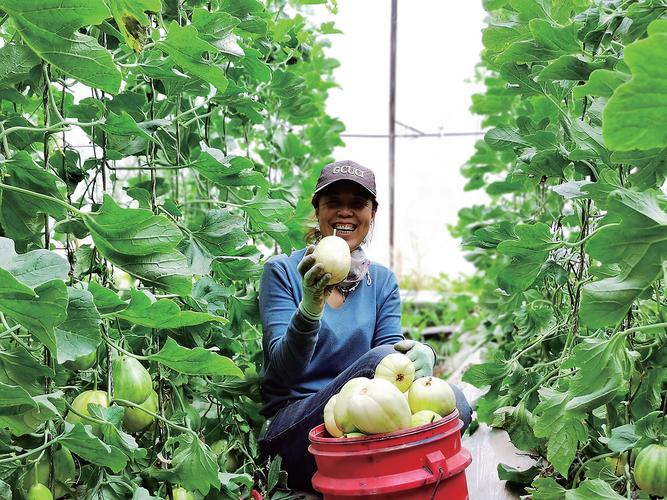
[
  {"left": 82, "top": 195, "right": 190, "bottom": 293},
  {"left": 566, "top": 480, "right": 626, "bottom": 500},
  {"left": 0, "top": 152, "right": 67, "bottom": 246},
  {"left": 239, "top": 45, "right": 271, "bottom": 83},
  {"left": 193, "top": 145, "right": 268, "bottom": 189},
  {"left": 0, "top": 43, "right": 40, "bottom": 88},
  {"left": 242, "top": 192, "right": 293, "bottom": 252},
  {"left": 87, "top": 405, "right": 145, "bottom": 460},
  {"left": 147, "top": 432, "right": 220, "bottom": 495},
  {"left": 0, "top": 237, "right": 69, "bottom": 287},
  {"left": 212, "top": 245, "right": 263, "bottom": 284},
  {"left": 0, "top": 381, "right": 37, "bottom": 409},
  {"left": 87, "top": 281, "right": 126, "bottom": 315},
  {"left": 497, "top": 223, "right": 559, "bottom": 293},
  {"left": 0, "top": 346, "right": 54, "bottom": 395},
  {"left": 581, "top": 189, "right": 667, "bottom": 328},
  {"left": 533, "top": 387, "right": 588, "bottom": 476},
  {"left": 85, "top": 195, "right": 183, "bottom": 256},
  {"left": 99, "top": 247, "right": 192, "bottom": 296},
  {"left": 528, "top": 19, "right": 580, "bottom": 54},
  {"left": 482, "top": 21, "right": 529, "bottom": 53},
  {"left": 181, "top": 209, "right": 248, "bottom": 275},
  {"left": 603, "top": 22, "right": 667, "bottom": 151},
  {"left": 0, "top": 270, "right": 67, "bottom": 355},
  {"left": 485, "top": 126, "right": 531, "bottom": 151},
  {"left": 0, "top": 0, "right": 121, "bottom": 93},
  {"left": 113, "top": 289, "right": 225, "bottom": 328},
  {"left": 148, "top": 337, "right": 243, "bottom": 377},
  {"left": 54, "top": 288, "right": 102, "bottom": 364},
  {"left": 191, "top": 8, "right": 243, "bottom": 57},
  {"left": 60, "top": 422, "right": 128, "bottom": 472},
  {"left": 97, "top": 112, "right": 154, "bottom": 160},
  {"left": 538, "top": 55, "right": 606, "bottom": 81},
  {"left": 573, "top": 69, "right": 630, "bottom": 99},
  {"left": 157, "top": 22, "right": 228, "bottom": 93}
]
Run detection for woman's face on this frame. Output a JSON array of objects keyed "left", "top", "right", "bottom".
[{"left": 316, "top": 180, "right": 376, "bottom": 251}]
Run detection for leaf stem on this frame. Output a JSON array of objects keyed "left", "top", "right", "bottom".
[
  {"left": 180, "top": 199, "right": 246, "bottom": 209},
  {"left": 182, "top": 111, "right": 213, "bottom": 127},
  {"left": 617, "top": 322, "right": 667, "bottom": 337},
  {"left": 510, "top": 321, "right": 566, "bottom": 362},
  {"left": 559, "top": 224, "right": 617, "bottom": 248},
  {"left": 0, "top": 122, "right": 10, "bottom": 156},
  {"left": 63, "top": 401, "right": 108, "bottom": 427},
  {"left": 0, "top": 313, "right": 34, "bottom": 351},
  {"left": 0, "top": 183, "right": 85, "bottom": 216},
  {"left": 0, "top": 436, "right": 60, "bottom": 465},
  {"left": 520, "top": 368, "right": 560, "bottom": 403},
  {"left": 100, "top": 330, "right": 150, "bottom": 361},
  {"left": 0, "top": 119, "right": 104, "bottom": 142}
]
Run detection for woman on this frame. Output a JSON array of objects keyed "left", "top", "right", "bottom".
[{"left": 258, "top": 160, "right": 473, "bottom": 491}]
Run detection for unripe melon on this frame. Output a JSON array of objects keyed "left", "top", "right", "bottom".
[
  {"left": 65, "top": 390, "right": 109, "bottom": 435},
  {"left": 375, "top": 353, "right": 415, "bottom": 393},
  {"left": 123, "top": 389, "right": 158, "bottom": 433},
  {"left": 410, "top": 410, "right": 442, "bottom": 428},
  {"left": 347, "top": 378, "right": 411, "bottom": 434},
  {"left": 323, "top": 394, "right": 343, "bottom": 437},
  {"left": 342, "top": 432, "right": 366, "bottom": 438},
  {"left": 333, "top": 377, "right": 370, "bottom": 433},
  {"left": 312, "top": 236, "right": 351, "bottom": 284},
  {"left": 112, "top": 356, "right": 152, "bottom": 404},
  {"left": 634, "top": 444, "right": 667, "bottom": 496},
  {"left": 408, "top": 377, "right": 456, "bottom": 416}
]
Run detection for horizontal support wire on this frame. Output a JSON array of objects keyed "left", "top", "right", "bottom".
[{"left": 341, "top": 132, "right": 484, "bottom": 138}]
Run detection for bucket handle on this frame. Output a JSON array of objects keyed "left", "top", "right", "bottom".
[
  {"left": 425, "top": 451, "right": 447, "bottom": 500},
  {"left": 430, "top": 467, "right": 444, "bottom": 500}
]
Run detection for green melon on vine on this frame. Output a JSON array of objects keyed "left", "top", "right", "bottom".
[
  {"left": 20, "top": 447, "right": 75, "bottom": 499},
  {"left": 26, "top": 484, "right": 53, "bottom": 500},
  {"left": 633, "top": 444, "right": 667, "bottom": 497},
  {"left": 122, "top": 389, "right": 158, "bottom": 433},
  {"left": 65, "top": 390, "right": 109, "bottom": 436},
  {"left": 112, "top": 356, "right": 152, "bottom": 404}
]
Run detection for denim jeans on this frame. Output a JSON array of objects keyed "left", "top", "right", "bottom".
[{"left": 259, "top": 344, "right": 474, "bottom": 492}]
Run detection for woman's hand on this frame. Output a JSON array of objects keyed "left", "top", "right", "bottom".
[
  {"left": 394, "top": 340, "right": 436, "bottom": 379},
  {"left": 297, "top": 245, "right": 334, "bottom": 321}
]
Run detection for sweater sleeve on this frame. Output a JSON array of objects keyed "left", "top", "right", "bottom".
[
  {"left": 259, "top": 257, "right": 320, "bottom": 384},
  {"left": 372, "top": 270, "right": 405, "bottom": 347}
]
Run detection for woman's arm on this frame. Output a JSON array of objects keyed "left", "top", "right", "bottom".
[
  {"left": 372, "top": 271, "right": 404, "bottom": 347},
  {"left": 259, "top": 258, "right": 320, "bottom": 384}
]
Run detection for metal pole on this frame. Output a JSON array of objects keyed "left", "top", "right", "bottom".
[{"left": 389, "top": 0, "right": 397, "bottom": 269}]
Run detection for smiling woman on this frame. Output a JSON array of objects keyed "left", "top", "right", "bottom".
[{"left": 257, "top": 160, "right": 473, "bottom": 491}]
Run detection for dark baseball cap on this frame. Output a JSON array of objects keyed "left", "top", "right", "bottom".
[{"left": 314, "top": 160, "right": 377, "bottom": 198}]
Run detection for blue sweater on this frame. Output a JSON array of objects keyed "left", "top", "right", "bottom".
[{"left": 259, "top": 247, "right": 404, "bottom": 417}]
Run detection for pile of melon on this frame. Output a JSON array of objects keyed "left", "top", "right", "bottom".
[{"left": 323, "top": 352, "right": 457, "bottom": 438}]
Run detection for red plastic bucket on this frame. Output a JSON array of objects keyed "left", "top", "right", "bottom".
[{"left": 308, "top": 410, "right": 472, "bottom": 499}]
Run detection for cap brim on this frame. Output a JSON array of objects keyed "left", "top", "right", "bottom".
[{"left": 314, "top": 178, "right": 377, "bottom": 198}]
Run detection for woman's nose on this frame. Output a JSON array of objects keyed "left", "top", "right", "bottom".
[{"left": 337, "top": 206, "right": 354, "bottom": 216}]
